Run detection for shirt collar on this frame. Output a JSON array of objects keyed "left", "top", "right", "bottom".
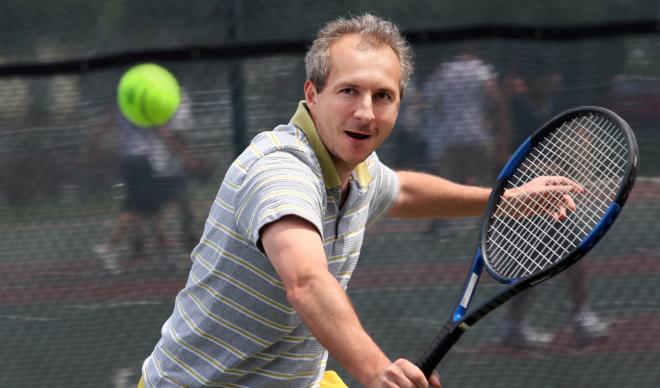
[{"left": 291, "top": 101, "right": 372, "bottom": 189}]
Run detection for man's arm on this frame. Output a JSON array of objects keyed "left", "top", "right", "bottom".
[
  {"left": 388, "top": 171, "right": 491, "bottom": 219},
  {"left": 260, "top": 215, "right": 437, "bottom": 388},
  {"left": 390, "top": 171, "right": 583, "bottom": 222}
]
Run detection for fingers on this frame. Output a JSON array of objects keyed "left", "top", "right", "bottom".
[
  {"left": 499, "top": 175, "right": 586, "bottom": 220},
  {"left": 562, "top": 193, "right": 577, "bottom": 212},
  {"left": 536, "top": 176, "right": 585, "bottom": 194},
  {"left": 429, "top": 371, "right": 442, "bottom": 388},
  {"left": 551, "top": 203, "right": 568, "bottom": 222},
  {"left": 392, "top": 359, "right": 428, "bottom": 387},
  {"left": 500, "top": 180, "right": 581, "bottom": 220},
  {"left": 532, "top": 177, "right": 583, "bottom": 215},
  {"left": 376, "top": 359, "right": 438, "bottom": 388},
  {"left": 546, "top": 191, "right": 578, "bottom": 221}
]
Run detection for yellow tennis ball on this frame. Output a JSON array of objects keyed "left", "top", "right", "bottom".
[{"left": 117, "top": 63, "right": 181, "bottom": 127}]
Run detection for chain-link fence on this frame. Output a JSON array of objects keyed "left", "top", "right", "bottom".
[{"left": 1, "top": 1, "right": 660, "bottom": 387}]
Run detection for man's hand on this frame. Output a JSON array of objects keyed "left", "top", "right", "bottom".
[
  {"left": 499, "top": 176, "right": 585, "bottom": 221},
  {"left": 368, "top": 359, "right": 441, "bottom": 388}
]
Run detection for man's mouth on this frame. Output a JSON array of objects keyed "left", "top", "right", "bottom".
[{"left": 345, "top": 131, "right": 371, "bottom": 140}]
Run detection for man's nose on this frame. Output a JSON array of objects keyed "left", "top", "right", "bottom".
[{"left": 354, "top": 95, "right": 375, "bottom": 123}]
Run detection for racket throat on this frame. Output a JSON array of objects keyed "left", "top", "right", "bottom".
[{"left": 452, "top": 250, "right": 484, "bottom": 323}]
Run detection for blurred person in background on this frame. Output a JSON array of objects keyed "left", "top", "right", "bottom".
[
  {"left": 380, "top": 79, "right": 428, "bottom": 170},
  {"left": 420, "top": 45, "right": 508, "bottom": 236},
  {"left": 500, "top": 63, "right": 609, "bottom": 347},
  {"left": 421, "top": 44, "right": 508, "bottom": 187},
  {"left": 147, "top": 91, "right": 200, "bottom": 255},
  {"left": 93, "top": 92, "right": 198, "bottom": 273}
]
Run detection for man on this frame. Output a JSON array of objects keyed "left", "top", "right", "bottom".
[{"left": 141, "top": 13, "right": 580, "bottom": 387}]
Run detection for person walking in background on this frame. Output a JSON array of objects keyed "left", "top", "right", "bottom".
[
  {"left": 421, "top": 45, "right": 508, "bottom": 186},
  {"left": 420, "top": 45, "right": 508, "bottom": 236},
  {"left": 92, "top": 111, "right": 163, "bottom": 273},
  {"left": 501, "top": 63, "right": 609, "bottom": 347},
  {"left": 93, "top": 92, "right": 198, "bottom": 273},
  {"left": 147, "top": 91, "right": 200, "bottom": 255},
  {"left": 380, "top": 79, "right": 428, "bottom": 170}
]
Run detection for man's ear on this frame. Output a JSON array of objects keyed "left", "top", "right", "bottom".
[{"left": 304, "top": 80, "right": 317, "bottom": 107}]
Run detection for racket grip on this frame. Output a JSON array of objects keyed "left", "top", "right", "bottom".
[{"left": 416, "top": 323, "right": 465, "bottom": 378}]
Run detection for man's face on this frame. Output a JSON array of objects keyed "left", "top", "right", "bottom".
[{"left": 305, "top": 34, "right": 401, "bottom": 176}]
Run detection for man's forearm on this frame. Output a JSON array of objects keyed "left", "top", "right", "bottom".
[
  {"left": 262, "top": 216, "right": 393, "bottom": 386},
  {"left": 286, "top": 270, "right": 390, "bottom": 386},
  {"left": 389, "top": 170, "right": 491, "bottom": 219}
]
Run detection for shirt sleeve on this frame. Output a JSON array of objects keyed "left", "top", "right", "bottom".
[
  {"left": 475, "top": 59, "right": 496, "bottom": 82},
  {"left": 234, "top": 151, "right": 325, "bottom": 247},
  {"left": 366, "top": 154, "right": 400, "bottom": 228}
]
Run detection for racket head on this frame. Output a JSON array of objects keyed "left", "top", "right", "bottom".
[{"left": 480, "top": 106, "right": 638, "bottom": 284}]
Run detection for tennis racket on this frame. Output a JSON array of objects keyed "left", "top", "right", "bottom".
[{"left": 416, "top": 106, "right": 638, "bottom": 377}]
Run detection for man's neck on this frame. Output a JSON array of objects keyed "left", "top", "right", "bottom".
[
  {"left": 332, "top": 157, "right": 356, "bottom": 189},
  {"left": 339, "top": 178, "right": 351, "bottom": 208},
  {"left": 332, "top": 159, "right": 354, "bottom": 209}
]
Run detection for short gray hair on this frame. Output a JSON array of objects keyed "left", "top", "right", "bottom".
[{"left": 305, "top": 13, "right": 414, "bottom": 97}]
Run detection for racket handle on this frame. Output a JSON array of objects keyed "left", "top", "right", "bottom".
[{"left": 416, "top": 323, "right": 465, "bottom": 378}]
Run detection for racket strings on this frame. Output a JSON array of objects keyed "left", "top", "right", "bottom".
[
  {"left": 545, "top": 118, "right": 626, "bottom": 195},
  {"left": 489, "top": 221, "right": 565, "bottom": 273},
  {"left": 521, "top": 137, "right": 619, "bottom": 227},
  {"left": 486, "top": 113, "right": 629, "bottom": 279},
  {"left": 545, "top": 116, "right": 627, "bottom": 214},
  {"left": 533, "top": 117, "right": 624, "bottom": 200},
  {"left": 492, "top": 156, "right": 602, "bottom": 275},
  {"left": 490, "top": 213, "right": 576, "bottom": 277}
]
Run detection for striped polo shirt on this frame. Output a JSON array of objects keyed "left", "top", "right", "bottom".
[{"left": 142, "top": 101, "right": 400, "bottom": 387}]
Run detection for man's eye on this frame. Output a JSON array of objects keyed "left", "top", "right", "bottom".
[
  {"left": 340, "top": 88, "right": 355, "bottom": 94},
  {"left": 375, "top": 92, "right": 392, "bottom": 101}
]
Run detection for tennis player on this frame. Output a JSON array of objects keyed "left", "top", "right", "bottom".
[{"left": 140, "top": 13, "right": 580, "bottom": 387}]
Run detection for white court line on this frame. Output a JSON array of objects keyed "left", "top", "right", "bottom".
[
  {"left": 0, "top": 314, "right": 59, "bottom": 322},
  {"left": 66, "top": 301, "right": 165, "bottom": 310}
]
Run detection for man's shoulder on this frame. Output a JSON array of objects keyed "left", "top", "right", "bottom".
[
  {"left": 233, "top": 125, "right": 319, "bottom": 177},
  {"left": 250, "top": 124, "right": 310, "bottom": 152}
]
